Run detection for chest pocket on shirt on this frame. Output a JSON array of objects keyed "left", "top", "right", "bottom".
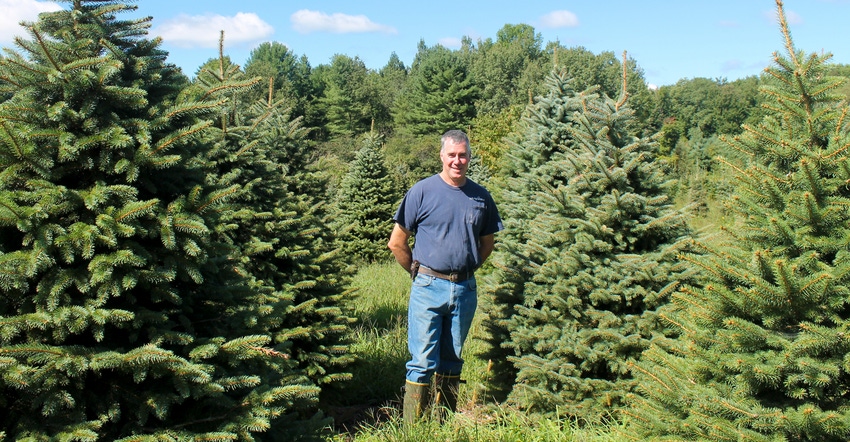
[{"left": 466, "top": 201, "right": 486, "bottom": 226}]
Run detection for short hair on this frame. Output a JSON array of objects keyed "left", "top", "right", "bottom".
[{"left": 440, "top": 130, "right": 471, "bottom": 155}]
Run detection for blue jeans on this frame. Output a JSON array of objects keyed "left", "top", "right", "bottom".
[{"left": 406, "top": 274, "right": 478, "bottom": 384}]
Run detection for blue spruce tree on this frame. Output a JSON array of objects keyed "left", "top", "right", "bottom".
[
  {"left": 480, "top": 64, "right": 696, "bottom": 423},
  {"left": 626, "top": 2, "right": 850, "bottom": 440}
]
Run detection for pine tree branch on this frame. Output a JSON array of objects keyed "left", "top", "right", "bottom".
[
  {"left": 616, "top": 51, "right": 629, "bottom": 111},
  {"left": 201, "top": 79, "right": 262, "bottom": 101},
  {"left": 154, "top": 121, "right": 212, "bottom": 154},
  {"left": 776, "top": 0, "right": 797, "bottom": 67},
  {"left": 164, "top": 410, "right": 236, "bottom": 431},
  {"left": 0, "top": 200, "right": 23, "bottom": 221},
  {"left": 115, "top": 200, "right": 158, "bottom": 223},
  {"left": 30, "top": 26, "right": 63, "bottom": 75},
  {"left": 0, "top": 73, "right": 22, "bottom": 88},
  {"left": 0, "top": 57, "right": 43, "bottom": 87},
  {"left": 195, "top": 185, "right": 239, "bottom": 214},
  {"left": 163, "top": 101, "right": 223, "bottom": 120},
  {"left": 0, "top": 120, "right": 25, "bottom": 159},
  {"left": 249, "top": 346, "right": 290, "bottom": 359},
  {"left": 628, "top": 361, "right": 673, "bottom": 392}
]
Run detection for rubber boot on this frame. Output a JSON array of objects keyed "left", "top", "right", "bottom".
[
  {"left": 403, "top": 380, "right": 430, "bottom": 425},
  {"left": 434, "top": 373, "right": 461, "bottom": 421}
]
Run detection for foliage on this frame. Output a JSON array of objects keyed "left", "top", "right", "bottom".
[
  {"left": 194, "top": 39, "right": 356, "bottom": 439},
  {"left": 372, "top": 52, "right": 408, "bottom": 135},
  {"left": 479, "top": 69, "right": 697, "bottom": 423},
  {"left": 243, "top": 41, "right": 317, "bottom": 127},
  {"left": 551, "top": 47, "right": 655, "bottom": 135},
  {"left": 470, "top": 104, "right": 525, "bottom": 173},
  {"left": 626, "top": 2, "right": 850, "bottom": 440},
  {"left": 651, "top": 76, "right": 762, "bottom": 140},
  {"left": 330, "top": 133, "right": 400, "bottom": 264},
  {"left": 465, "top": 24, "right": 549, "bottom": 116},
  {"left": 393, "top": 42, "right": 478, "bottom": 136},
  {"left": 381, "top": 132, "right": 442, "bottom": 190},
  {"left": 0, "top": 2, "right": 302, "bottom": 440},
  {"left": 317, "top": 55, "right": 384, "bottom": 138}
]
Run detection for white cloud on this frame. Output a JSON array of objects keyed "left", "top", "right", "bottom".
[
  {"left": 438, "top": 37, "right": 462, "bottom": 49},
  {"left": 764, "top": 8, "right": 803, "bottom": 26},
  {"left": 785, "top": 10, "right": 803, "bottom": 25},
  {"left": 539, "top": 10, "right": 580, "bottom": 29},
  {"left": 152, "top": 12, "right": 273, "bottom": 49},
  {"left": 0, "top": 0, "right": 62, "bottom": 44},
  {"left": 291, "top": 9, "right": 396, "bottom": 34}
]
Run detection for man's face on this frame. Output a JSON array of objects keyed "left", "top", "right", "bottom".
[{"left": 440, "top": 139, "right": 470, "bottom": 183}]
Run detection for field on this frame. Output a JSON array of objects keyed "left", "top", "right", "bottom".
[{"left": 329, "top": 261, "right": 624, "bottom": 441}]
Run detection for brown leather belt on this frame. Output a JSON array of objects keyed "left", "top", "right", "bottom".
[{"left": 417, "top": 265, "right": 474, "bottom": 283}]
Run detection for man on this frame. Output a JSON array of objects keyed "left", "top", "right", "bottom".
[{"left": 387, "top": 129, "right": 503, "bottom": 423}]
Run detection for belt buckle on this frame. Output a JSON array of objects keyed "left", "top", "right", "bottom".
[{"left": 449, "top": 273, "right": 460, "bottom": 283}]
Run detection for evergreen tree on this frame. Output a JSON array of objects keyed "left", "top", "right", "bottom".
[
  {"left": 375, "top": 52, "right": 408, "bottom": 133},
  {"left": 393, "top": 43, "right": 478, "bottom": 136},
  {"left": 625, "top": 2, "right": 850, "bottom": 440},
  {"left": 0, "top": 2, "right": 312, "bottom": 440},
  {"left": 330, "top": 132, "right": 399, "bottom": 264},
  {"left": 548, "top": 46, "right": 655, "bottom": 134},
  {"left": 317, "top": 55, "right": 381, "bottom": 138},
  {"left": 194, "top": 44, "right": 356, "bottom": 439},
  {"left": 243, "top": 41, "right": 314, "bottom": 119},
  {"left": 479, "top": 68, "right": 695, "bottom": 423}
]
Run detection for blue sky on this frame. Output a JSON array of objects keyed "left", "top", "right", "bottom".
[{"left": 2, "top": 0, "right": 850, "bottom": 87}]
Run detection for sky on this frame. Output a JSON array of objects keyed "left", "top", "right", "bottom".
[{"left": 2, "top": 0, "right": 850, "bottom": 88}]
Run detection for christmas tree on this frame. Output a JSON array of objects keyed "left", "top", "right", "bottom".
[
  {"left": 0, "top": 2, "right": 331, "bottom": 439},
  {"left": 480, "top": 63, "right": 695, "bottom": 423},
  {"left": 625, "top": 1, "right": 850, "bottom": 440},
  {"left": 330, "top": 132, "right": 399, "bottom": 264},
  {"left": 192, "top": 39, "right": 356, "bottom": 438}
]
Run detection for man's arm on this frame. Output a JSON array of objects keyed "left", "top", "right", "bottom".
[
  {"left": 388, "top": 223, "right": 414, "bottom": 274},
  {"left": 478, "top": 234, "right": 496, "bottom": 265}
]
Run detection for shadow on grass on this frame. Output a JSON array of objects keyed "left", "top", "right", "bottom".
[
  {"left": 323, "top": 315, "right": 408, "bottom": 435},
  {"left": 361, "top": 304, "right": 407, "bottom": 330},
  {"left": 323, "top": 262, "right": 412, "bottom": 436}
]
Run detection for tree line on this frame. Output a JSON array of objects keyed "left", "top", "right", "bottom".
[{"left": 212, "top": 19, "right": 850, "bottom": 222}]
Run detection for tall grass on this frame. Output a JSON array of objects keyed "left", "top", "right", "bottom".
[
  {"left": 327, "top": 261, "right": 409, "bottom": 411},
  {"left": 330, "top": 261, "right": 622, "bottom": 441}
]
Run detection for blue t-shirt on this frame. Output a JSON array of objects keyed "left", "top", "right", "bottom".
[{"left": 393, "top": 174, "right": 503, "bottom": 273}]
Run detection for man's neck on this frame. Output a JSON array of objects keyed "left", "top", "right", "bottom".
[{"left": 439, "top": 171, "right": 466, "bottom": 187}]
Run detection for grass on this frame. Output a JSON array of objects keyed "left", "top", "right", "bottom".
[
  {"left": 335, "top": 408, "right": 624, "bottom": 442},
  {"left": 328, "top": 261, "right": 622, "bottom": 441}
]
